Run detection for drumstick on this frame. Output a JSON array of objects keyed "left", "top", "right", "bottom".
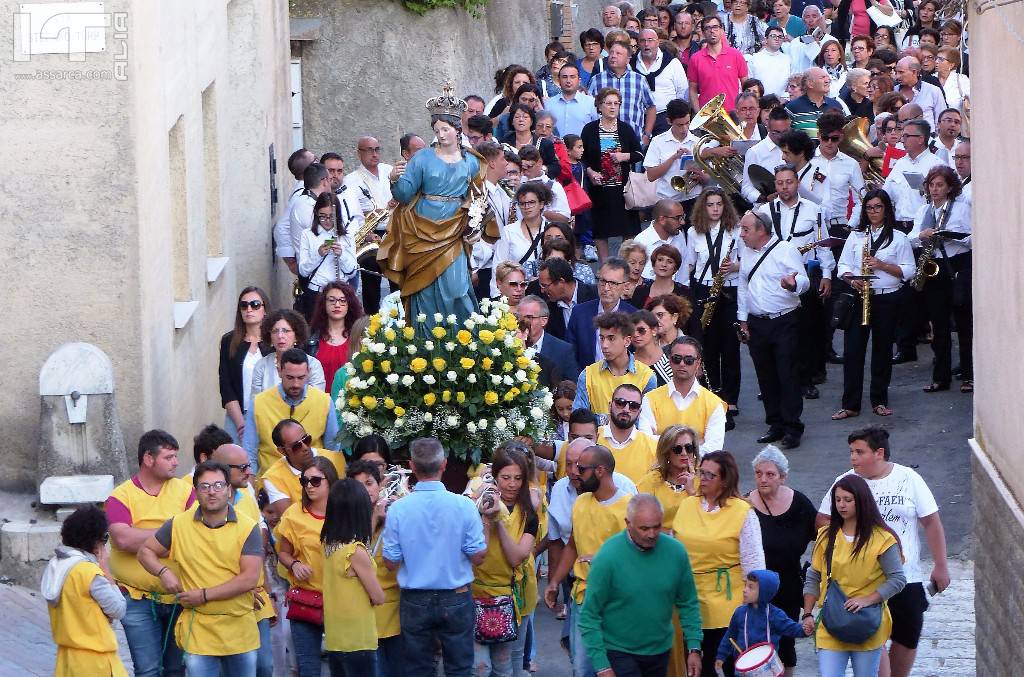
[{"left": 730, "top": 638, "right": 743, "bottom": 654}]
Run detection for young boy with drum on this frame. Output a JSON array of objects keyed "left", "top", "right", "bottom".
[{"left": 715, "top": 569, "right": 810, "bottom": 676}]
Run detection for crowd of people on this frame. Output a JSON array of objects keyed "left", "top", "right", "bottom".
[{"left": 42, "top": 0, "right": 971, "bottom": 675}]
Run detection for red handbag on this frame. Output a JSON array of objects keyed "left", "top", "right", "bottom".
[
  {"left": 563, "top": 179, "right": 593, "bottom": 215},
  {"left": 285, "top": 586, "right": 323, "bottom": 625}
]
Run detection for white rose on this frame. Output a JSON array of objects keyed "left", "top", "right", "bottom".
[
  {"left": 366, "top": 376, "right": 377, "bottom": 386},
  {"left": 416, "top": 313, "right": 427, "bottom": 323},
  {"left": 479, "top": 419, "right": 488, "bottom": 429},
  {"left": 515, "top": 369, "right": 527, "bottom": 381},
  {"left": 424, "top": 341, "right": 434, "bottom": 351},
  {"left": 423, "top": 412, "right": 433, "bottom": 423},
  {"left": 348, "top": 378, "right": 362, "bottom": 390},
  {"left": 407, "top": 345, "right": 418, "bottom": 355},
  {"left": 423, "top": 375, "right": 436, "bottom": 385},
  {"left": 394, "top": 417, "right": 404, "bottom": 426},
  {"left": 447, "top": 371, "right": 458, "bottom": 381},
  {"left": 465, "top": 319, "right": 476, "bottom": 330},
  {"left": 467, "top": 374, "right": 478, "bottom": 384},
  {"left": 386, "top": 374, "right": 399, "bottom": 385},
  {"left": 523, "top": 347, "right": 536, "bottom": 359},
  {"left": 504, "top": 336, "right": 516, "bottom": 347},
  {"left": 447, "top": 415, "right": 459, "bottom": 427},
  {"left": 469, "top": 341, "right": 478, "bottom": 351},
  {"left": 503, "top": 375, "right": 514, "bottom": 386},
  {"left": 434, "top": 313, "right": 444, "bottom": 323},
  {"left": 515, "top": 419, "right": 526, "bottom": 431},
  {"left": 357, "top": 425, "right": 373, "bottom": 437},
  {"left": 345, "top": 364, "right": 357, "bottom": 376},
  {"left": 401, "top": 375, "right": 415, "bottom": 387},
  {"left": 447, "top": 314, "right": 457, "bottom": 324},
  {"left": 490, "top": 374, "right": 502, "bottom": 385},
  {"left": 495, "top": 417, "right": 507, "bottom": 430},
  {"left": 467, "top": 422, "right": 478, "bottom": 434},
  {"left": 389, "top": 346, "right": 398, "bottom": 355},
  {"left": 530, "top": 407, "right": 544, "bottom": 419},
  {"left": 395, "top": 319, "right": 406, "bottom": 328},
  {"left": 492, "top": 348, "right": 501, "bottom": 357},
  {"left": 446, "top": 342, "right": 456, "bottom": 351},
  {"left": 543, "top": 392, "right": 554, "bottom": 408},
  {"left": 373, "top": 343, "right": 387, "bottom": 354}
]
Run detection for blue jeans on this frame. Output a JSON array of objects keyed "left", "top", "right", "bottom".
[
  {"left": 121, "top": 595, "right": 185, "bottom": 677},
  {"left": 290, "top": 618, "right": 325, "bottom": 677},
  {"left": 377, "top": 634, "right": 403, "bottom": 677},
  {"left": 569, "top": 599, "right": 596, "bottom": 677},
  {"left": 400, "top": 588, "right": 474, "bottom": 677},
  {"left": 256, "top": 618, "right": 273, "bottom": 677},
  {"left": 473, "top": 618, "right": 527, "bottom": 677},
  {"left": 184, "top": 650, "right": 256, "bottom": 676},
  {"left": 818, "top": 647, "right": 883, "bottom": 677},
  {"left": 328, "top": 649, "right": 377, "bottom": 676}
]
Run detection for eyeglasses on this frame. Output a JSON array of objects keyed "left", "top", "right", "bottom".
[
  {"left": 299, "top": 475, "right": 326, "bottom": 488},
  {"left": 598, "top": 278, "right": 625, "bottom": 288},
  {"left": 865, "top": 203, "right": 885, "bottom": 211},
  {"left": 574, "top": 462, "right": 597, "bottom": 472},
  {"left": 612, "top": 397, "right": 642, "bottom": 411},
  {"left": 283, "top": 433, "right": 313, "bottom": 453},
  {"left": 672, "top": 442, "right": 696, "bottom": 455},
  {"left": 670, "top": 354, "right": 699, "bottom": 365},
  {"left": 271, "top": 327, "right": 295, "bottom": 335},
  {"left": 239, "top": 300, "right": 264, "bottom": 310},
  {"left": 326, "top": 296, "right": 348, "bottom": 306},
  {"left": 518, "top": 200, "right": 540, "bottom": 207},
  {"left": 226, "top": 462, "right": 252, "bottom": 472},
  {"left": 699, "top": 470, "right": 719, "bottom": 480},
  {"left": 317, "top": 212, "right": 334, "bottom": 221},
  {"left": 952, "top": 154, "right": 970, "bottom": 160},
  {"left": 358, "top": 147, "right": 382, "bottom": 153},
  {"left": 662, "top": 214, "right": 685, "bottom": 221},
  {"left": 197, "top": 480, "right": 228, "bottom": 493}
]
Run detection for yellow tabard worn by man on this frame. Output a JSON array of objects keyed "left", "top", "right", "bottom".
[
  {"left": 642, "top": 382, "right": 726, "bottom": 437},
  {"left": 232, "top": 487, "right": 275, "bottom": 625},
  {"left": 262, "top": 449, "right": 347, "bottom": 505},
  {"left": 252, "top": 386, "right": 333, "bottom": 476},
  {"left": 47, "top": 560, "right": 129, "bottom": 677},
  {"left": 570, "top": 491, "right": 631, "bottom": 603},
  {"left": 584, "top": 359, "right": 655, "bottom": 415},
  {"left": 163, "top": 507, "right": 262, "bottom": 656},
  {"left": 597, "top": 426, "right": 658, "bottom": 485},
  {"left": 472, "top": 503, "right": 540, "bottom": 623},
  {"left": 672, "top": 495, "right": 751, "bottom": 629}
]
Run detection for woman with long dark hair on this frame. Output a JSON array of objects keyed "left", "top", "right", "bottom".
[
  {"left": 904, "top": 0, "right": 940, "bottom": 45},
  {"left": 802, "top": 474, "right": 906, "bottom": 677},
  {"left": 487, "top": 65, "right": 535, "bottom": 120},
  {"left": 321, "top": 478, "right": 386, "bottom": 677},
  {"left": 832, "top": 189, "right": 916, "bottom": 419},
  {"left": 297, "top": 192, "right": 357, "bottom": 320},
  {"left": 219, "top": 286, "right": 272, "bottom": 443},
  {"left": 306, "top": 281, "right": 364, "bottom": 393}
]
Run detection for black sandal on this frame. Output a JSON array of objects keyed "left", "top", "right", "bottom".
[
  {"left": 960, "top": 380, "right": 974, "bottom": 393},
  {"left": 923, "top": 382, "right": 950, "bottom": 393}
]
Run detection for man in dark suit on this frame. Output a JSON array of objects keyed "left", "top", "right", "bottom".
[
  {"left": 516, "top": 295, "right": 581, "bottom": 383},
  {"left": 534, "top": 258, "right": 597, "bottom": 341},
  {"left": 565, "top": 257, "right": 638, "bottom": 368}
]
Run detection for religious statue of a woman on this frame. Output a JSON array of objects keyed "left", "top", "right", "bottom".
[{"left": 376, "top": 83, "right": 498, "bottom": 328}]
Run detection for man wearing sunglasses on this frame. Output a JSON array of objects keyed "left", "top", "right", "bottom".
[
  {"left": 260, "top": 418, "right": 346, "bottom": 521},
  {"left": 597, "top": 384, "right": 659, "bottom": 483},
  {"left": 639, "top": 336, "right": 727, "bottom": 451}
]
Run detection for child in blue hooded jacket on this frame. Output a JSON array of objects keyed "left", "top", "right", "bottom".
[{"left": 715, "top": 569, "right": 811, "bottom": 673}]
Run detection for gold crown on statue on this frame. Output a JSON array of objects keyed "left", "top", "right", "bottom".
[{"left": 426, "top": 82, "right": 467, "bottom": 119}]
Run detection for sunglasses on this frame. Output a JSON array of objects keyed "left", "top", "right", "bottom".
[
  {"left": 227, "top": 462, "right": 252, "bottom": 472},
  {"left": 822, "top": 134, "right": 842, "bottom": 142},
  {"left": 239, "top": 300, "right": 264, "bottom": 310},
  {"left": 284, "top": 434, "right": 313, "bottom": 453},
  {"left": 612, "top": 397, "right": 642, "bottom": 412},
  {"left": 670, "top": 354, "right": 699, "bottom": 365},
  {"left": 699, "top": 470, "right": 719, "bottom": 480},
  {"left": 299, "top": 475, "right": 326, "bottom": 488},
  {"left": 672, "top": 442, "right": 696, "bottom": 455}
]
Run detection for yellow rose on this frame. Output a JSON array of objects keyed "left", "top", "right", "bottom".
[
  {"left": 367, "top": 322, "right": 379, "bottom": 337},
  {"left": 361, "top": 359, "right": 374, "bottom": 373},
  {"left": 521, "top": 382, "right": 533, "bottom": 393},
  {"left": 516, "top": 356, "right": 531, "bottom": 369},
  {"left": 384, "top": 328, "right": 397, "bottom": 342},
  {"left": 460, "top": 357, "right": 476, "bottom": 370},
  {"left": 348, "top": 395, "right": 361, "bottom": 408},
  {"left": 389, "top": 308, "right": 399, "bottom": 318},
  {"left": 394, "top": 406, "right": 406, "bottom": 417},
  {"left": 384, "top": 397, "right": 395, "bottom": 409},
  {"left": 457, "top": 330, "right": 473, "bottom": 345},
  {"left": 361, "top": 396, "right": 378, "bottom": 410},
  {"left": 503, "top": 362, "right": 513, "bottom": 372},
  {"left": 456, "top": 392, "right": 467, "bottom": 404},
  {"left": 442, "top": 390, "right": 452, "bottom": 403},
  {"left": 380, "top": 360, "right": 392, "bottom": 373},
  {"left": 481, "top": 357, "right": 493, "bottom": 370},
  {"left": 484, "top": 391, "right": 499, "bottom": 405},
  {"left": 494, "top": 328, "right": 506, "bottom": 341},
  {"left": 509, "top": 387, "right": 521, "bottom": 398},
  {"left": 402, "top": 327, "right": 416, "bottom": 340},
  {"left": 503, "top": 390, "right": 515, "bottom": 402},
  {"left": 423, "top": 393, "right": 437, "bottom": 407},
  {"left": 410, "top": 358, "right": 428, "bottom": 373},
  {"left": 478, "top": 329, "right": 495, "bottom": 345},
  {"left": 432, "top": 358, "right": 447, "bottom": 371},
  {"left": 431, "top": 326, "right": 447, "bottom": 339}
]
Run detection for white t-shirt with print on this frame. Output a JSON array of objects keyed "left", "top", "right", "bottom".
[{"left": 818, "top": 463, "right": 939, "bottom": 584}]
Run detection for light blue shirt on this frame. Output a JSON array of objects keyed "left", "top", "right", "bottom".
[
  {"left": 572, "top": 353, "right": 659, "bottom": 412},
  {"left": 382, "top": 480, "right": 487, "bottom": 590},
  {"left": 242, "top": 384, "right": 341, "bottom": 470},
  {"left": 545, "top": 92, "right": 599, "bottom": 137}
]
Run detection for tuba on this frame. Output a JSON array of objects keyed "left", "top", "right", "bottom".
[
  {"left": 840, "top": 117, "right": 886, "bottom": 187},
  {"left": 689, "top": 94, "right": 747, "bottom": 195}
]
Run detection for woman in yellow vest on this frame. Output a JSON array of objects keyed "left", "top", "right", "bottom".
[
  {"left": 470, "top": 447, "right": 540, "bottom": 676},
  {"left": 347, "top": 459, "right": 404, "bottom": 677},
  {"left": 321, "top": 477, "right": 386, "bottom": 676},
  {"left": 275, "top": 457, "right": 339, "bottom": 677},
  {"left": 42, "top": 506, "right": 128, "bottom": 677},
  {"left": 801, "top": 474, "right": 906, "bottom": 677},
  {"left": 672, "top": 450, "right": 765, "bottom": 677}
]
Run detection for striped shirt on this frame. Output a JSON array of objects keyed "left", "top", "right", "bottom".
[
  {"left": 588, "top": 68, "right": 655, "bottom": 140},
  {"left": 783, "top": 94, "right": 844, "bottom": 138}
]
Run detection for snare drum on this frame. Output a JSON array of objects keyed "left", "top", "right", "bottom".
[{"left": 733, "top": 642, "right": 783, "bottom": 677}]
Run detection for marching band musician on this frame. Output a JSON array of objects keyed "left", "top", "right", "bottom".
[
  {"left": 777, "top": 130, "right": 830, "bottom": 217},
  {"left": 909, "top": 165, "right": 973, "bottom": 394},
  {"left": 471, "top": 141, "right": 510, "bottom": 300},
  {"left": 756, "top": 164, "right": 834, "bottom": 402},
  {"left": 832, "top": 190, "right": 916, "bottom": 421},
  {"left": 297, "top": 193, "right": 358, "bottom": 319},
  {"left": 882, "top": 118, "right": 944, "bottom": 234},
  {"left": 344, "top": 137, "right": 394, "bottom": 314},
  {"left": 643, "top": 99, "right": 705, "bottom": 223},
  {"left": 740, "top": 107, "right": 792, "bottom": 206},
  {"left": 687, "top": 188, "right": 743, "bottom": 427}
]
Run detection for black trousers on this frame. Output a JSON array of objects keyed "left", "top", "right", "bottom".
[
  {"left": 693, "top": 283, "right": 741, "bottom": 405},
  {"left": 701, "top": 627, "right": 734, "bottom": 677},
  {"left": 748, "top": 309, "right": 804, "bottom": 438},
  {"left": 798, "top": 287, "right": 828, "bottom": 385},
  {"left": 842, "top": 289, "right": 900, "bottom": 410},
  {"left": 607, "top": 649, "right": 671, "bottom": 677},
  {"left": 923, "top": 252, "right": 973, "bottom": 383},
  {"left": 360, "top": 258, "right": 384, "bottom": 315}
]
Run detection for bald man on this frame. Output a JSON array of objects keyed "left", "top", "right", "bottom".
[
  {"left": 633, "top": 28, "right": 690, "bottom": 135},
  {"left": 784, "top": 67, "right": 846, "bottom": 138},
  {"left": 344, "top": 135, "right": 395, "bottom": 313},
  {"left": 895, "top": 56, "right": 946, "bottom": 126}
]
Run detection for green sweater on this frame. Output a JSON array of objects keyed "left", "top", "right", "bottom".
[{"left": 578, "top": 531, "right": 703, "bottom": 672}]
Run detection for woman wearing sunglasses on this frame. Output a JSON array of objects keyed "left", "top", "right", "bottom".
[
  {"left": 275, "top": 457, "right": 340, "bottom": 677},
  {"left": 673, "top": 450, "right": 765, "bottom": 677},
  {"left": 746, "top": 446, "right": 818, "bottom": 677},
  {"left": 631, "top": 309, "right": 673, "bottom": 386},
  {"left": 219, "top": 287, "right": 272, "bottom": 444}
]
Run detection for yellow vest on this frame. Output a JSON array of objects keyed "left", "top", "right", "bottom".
[
  {"left": 108, "top": 476, "right": 194, "bottom": 601},
  {"left": 323, "top": 541, "right": 378, "bottom": 652},
  {"left": 275, "top": 503, "right": 327, "bottom": 591},
  {"left": 584, "top": 360, "right": 654, "bottom": 415},
  {"left": 570, "top": 492, "right": 630, "bottom": 603},
  {"left": 168, "top": 510, "right": 260, "bottom": 656},
  {"left": 262, "top": 449, "right": 347, "bottom": 506},
  {"left": 48, "top": 560, "right": 128, "bottom": 677},
  {"left": 644, "top": 383, "right": 726, "bottom": 440},
  {"left": 598, "top": 428, "right": 658, "bottom": 484},
  {"left": 555, "top": 440, "right": 570, "bottom": 481},
  {"left": 637, "top": 470, "right": 690, "bottom": 530},
  {"left": 812, "top": 526, "right": 898, "bottom": 651},
  {"left": 370, "top": 530, "right": 401, "bottom": 638},
  {"left": 253, "top": 386, "right": 333, "bottom": 476},
  {"left": 472, "top": 503, "right": 538, "bottom": 619},
  {"left": 672, "top": 495, "right": 751, "bottom": 629},
  {"left": 233, "top": 488, "right": 274, "bottom": 623}
]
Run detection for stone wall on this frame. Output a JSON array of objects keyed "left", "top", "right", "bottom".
[{"left": 292, "top": 0, "right": 608, "bottom": 161}]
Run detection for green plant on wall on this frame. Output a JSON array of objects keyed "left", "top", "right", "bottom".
[{"left": 399, "top": 0, "right": 490, "bottom": 16}]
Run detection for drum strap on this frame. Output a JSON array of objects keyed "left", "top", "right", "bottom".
[{"left": 742, "top": 604, "right": 772, "bottom": 650}]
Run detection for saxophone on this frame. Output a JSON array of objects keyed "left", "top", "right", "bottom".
[
  {"left": 910, "top": 203, "right": 950, "bottom": 291},
  {"left": 700, "top": 237, "right": 737, "bottom": 330},
  {"left": 860, "top": 236, "right": 871, "bottom": 326}
]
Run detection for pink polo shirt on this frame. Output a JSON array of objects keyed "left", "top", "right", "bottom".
[{"left": 689, "top": 45, "right": 749, "bottom": 111}]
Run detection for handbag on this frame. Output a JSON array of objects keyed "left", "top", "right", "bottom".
[
  {"left": 285, "top": 586, "right": 324, "bottom": 626},
  {"left": 830, "top": 291, "right": 857, "bottom": 330},
  {"left": 820, "top": 535, "right": 883, "bottom": 644},
  {"left": 473, "top": 593, "right": 518, "bottom": 644},
  {"left": 563, "top": 179, "right": 593, "bottom": 215},
  {"left": 623, "top": 171, "right": 659, "bottom": 210}
]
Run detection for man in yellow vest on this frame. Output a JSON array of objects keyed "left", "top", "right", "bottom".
[
  {"left": 572, "top": 312, "right": 658, "bottom": 417},
  {"left": 106, "top": 430, "right": 195, "bottom": 677},
  {"left": 597, "top": 384, "right": 659, "bottom": 484},
  {"left": 638, "top": 336, "right": 728, "bottom": 452},
  {"left": 262, "top": 418, "right": 346, "bottom": 519},
  {"left": 544, "top": 445, "right": 632, "bottom": 677},
  {"left": 138, "top": 461, "right": 264, "bottom": 675},
  {"left": 242, "top": 347, "right": 340, "bottom": 477}
]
